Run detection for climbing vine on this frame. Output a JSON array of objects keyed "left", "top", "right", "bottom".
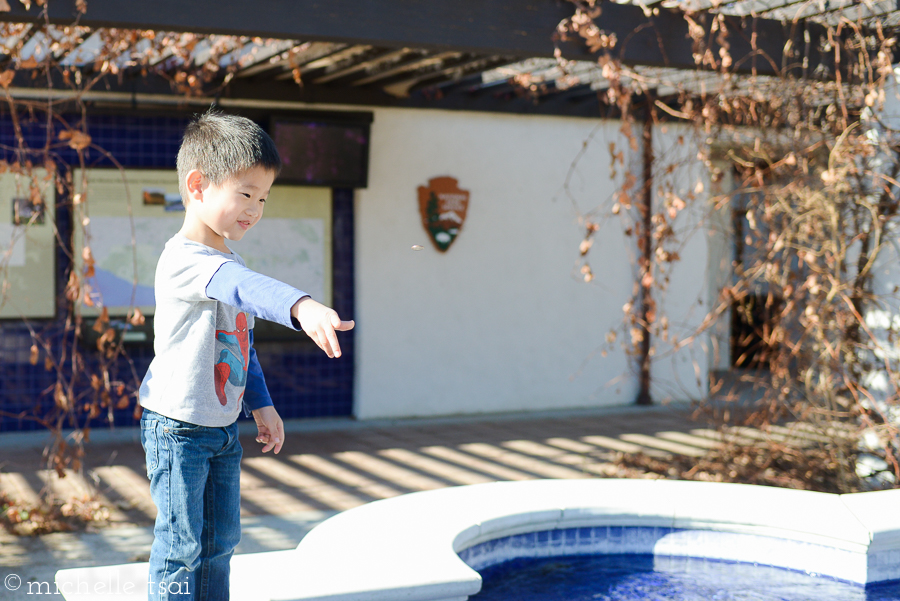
[{"left": 555, "top": 0, "right": 900, "bottom": 492}]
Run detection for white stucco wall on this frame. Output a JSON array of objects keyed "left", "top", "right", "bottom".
[
  {"left": 858, "top": 68, "right": 900, "bottom": 409},
  {"left": 354, "top": 108, "right": 709, "bottom": 419}
]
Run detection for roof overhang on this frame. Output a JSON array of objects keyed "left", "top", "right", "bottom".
[{"left": 0, "top": 0, "right": 879, "bottom": 118}]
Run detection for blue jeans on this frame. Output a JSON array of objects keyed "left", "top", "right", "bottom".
[{"left": 141, "top": 410, "right": 242, "bottom": 601}]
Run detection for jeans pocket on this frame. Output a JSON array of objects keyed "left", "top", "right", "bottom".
[
  {"left": 164, "top": 417, "right": 203, "bottom": 436},
  {"left": 140, "top": 420, "right": 159, "bottom": 477}
]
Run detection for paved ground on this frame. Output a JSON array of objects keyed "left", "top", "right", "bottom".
[{"left": 0, "top": 403, "right": 720, "bottom": 597}]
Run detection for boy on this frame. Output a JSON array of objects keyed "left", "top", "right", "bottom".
[{"left": 138, "top": 110, "right": 354, "bottom": 600}]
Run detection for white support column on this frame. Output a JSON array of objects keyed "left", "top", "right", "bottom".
[{"left": 706, "top": 159, "right": 735, "bottom": 372}]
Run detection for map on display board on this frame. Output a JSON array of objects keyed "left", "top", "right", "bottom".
[
  {"left": 84, "top": 215, "right": 179, "bottom": 308},
  {"left": 228, "top": 218, "right": 326, "bottom": 303},
  {"left": 0, "top": 224, "right": 26, "bottom": 266},
  {"left": 76, "top": 169, "right": 332, "bottom": 317}
]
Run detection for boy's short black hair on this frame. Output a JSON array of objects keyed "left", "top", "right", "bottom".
[{"left": 176, "top": 109, "right": 282, "bottom": 201}]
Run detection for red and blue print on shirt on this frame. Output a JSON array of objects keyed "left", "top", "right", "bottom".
[{"left": 214, "top": 312, "right": 249, "bottom": 406}]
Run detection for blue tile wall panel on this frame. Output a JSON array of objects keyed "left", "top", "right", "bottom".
[{"left": 0, "top": 111, "right": 354, "bottom": 431}]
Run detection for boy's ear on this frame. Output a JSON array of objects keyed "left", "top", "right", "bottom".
[{"left": 185, "top": 169, "right": 204, "bottom": 202}]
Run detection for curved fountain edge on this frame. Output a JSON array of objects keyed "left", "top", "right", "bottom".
[{"left": 55, "top": 479, "right": 900, "bottom": 601}]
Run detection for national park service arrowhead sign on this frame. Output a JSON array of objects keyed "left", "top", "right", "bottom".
[{"left": 417, "top": 176, "right": 469, "bottom": 252}]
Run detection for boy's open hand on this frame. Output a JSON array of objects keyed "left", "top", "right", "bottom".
[
  {"left": 292, "top": 297, "right": 355, "bottom": 358},
  {"left": 252, "top": 406, "right": 284, "bottom": 454}
]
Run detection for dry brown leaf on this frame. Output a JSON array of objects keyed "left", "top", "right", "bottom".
[
  {"left": 17, "top": 56, "right": 39, "bottom": 69},
  {"left": 92, "top": 307, "right": 109, "bottom": 333},
  {"left": 97, "top": 328, "right": 116, "bottom": 350},
  {"left": 129, "top": 307, "right": 145, "bottom": 326},
  {"left": 54, "top": 383, "right": 68, "bottom": 410},
  {"left": 67, "top": 131, "right": 92, "bottom": 151}
]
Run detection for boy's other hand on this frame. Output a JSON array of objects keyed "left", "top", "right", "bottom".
[
  {"left": 292, "top": 297, "right": 355, "bottom": 358},
  {"left": 252, "top": 406, "right": 284, "bottom": 454}
]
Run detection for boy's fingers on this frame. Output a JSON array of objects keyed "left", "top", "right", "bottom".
[
  {"left": 324, "top": 325, "right": 341, "bottom": 358},
  {"left": 312, "top": 328, "right": 336, "bottom": 358},
  {"left": 306, "top": 312, "right": 353, "bottom": 357},
  {"left": 318, "top": 315, "right": 342, "bottom": 358},
  {"left": 264, "top": 436, "right": 282, "bottom": 454},
  {"left": 271, "top": 421, "right": 284, "bottom": 454}
]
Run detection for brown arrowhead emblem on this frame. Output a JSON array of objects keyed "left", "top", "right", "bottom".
[{"left": 417, "top": 177, "right": 469, "bottom": 252}]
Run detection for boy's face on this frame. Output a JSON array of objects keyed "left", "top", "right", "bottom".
[{"left": 188, "top": 165, "right": 275, "bottom": 248}]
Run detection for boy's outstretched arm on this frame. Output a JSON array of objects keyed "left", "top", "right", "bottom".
[
  {"left": 205, "top": 262, "right": 355, "bottom": 358},
  {"left": 252, "top": 405, "right": 284, "bottom": 454},
  {"left": 292, "top": 297, "right": 355, "bottom": 358}
]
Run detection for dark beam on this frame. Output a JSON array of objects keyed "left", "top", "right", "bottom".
[
  {"left": 276, "top": 45, "right": 377, "bottom": 81},
  {"left": 351, "top": 51, "right": 461, "bottom": 87},
  {"left": 542, "top": 83, "right": 601, "bottom": 105},
  {"left": 424, "top": 70, "right": 502, "bottom": 96},
  {"left": 6, "top": 69, "right": 603, "bottom": 119},
  {"left": 407, "top": 56, "right": 516, "bottom": 97},
  {"left": 235, "top": 42, "right": 345, "bottom": 79},
  {"left": 227, "top": 73, "right": 605, "bottom": 117},
  {"left": 0, "top": 0, "right": 833, "bottom": 76},
  {"left": 367, "top": 54, "right": 493, "bottom": 92},
  {"left": 239, "top": 77, "right": 605, "bottom": 117},
  {"left": 311, "top": 48, "right": 417, "bottom": 85}
]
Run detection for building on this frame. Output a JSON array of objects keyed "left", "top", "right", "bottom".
[{"left": 0, "top": 0, "right": 868, "bottom": 431}]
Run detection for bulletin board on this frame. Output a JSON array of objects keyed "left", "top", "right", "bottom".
[
  {"left": 229, "top": 184, "right": 332, "bottom": 308},
  {"left": 74, "top": 169, "right": 183, "bottom": 317},
  {"left": 74, "top": 169, "right": 331, "bottom": 318},
  {"left": 0, "top": 169, "right": 56, "bottom": 319}
]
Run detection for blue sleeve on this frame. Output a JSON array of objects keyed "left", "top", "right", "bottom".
[
  {"left": 243, "top": 331, "right": 273, "bottom": 414},
  {"left": 206, "top": 261, "right": 306, "bottom": 330}
]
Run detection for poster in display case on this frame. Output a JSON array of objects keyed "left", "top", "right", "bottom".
[
  {"left": 74, "top": 169, "right": 331, "bottom": 339},
  {"left": 0, "top": 169, "right": 56, "bottom": 319}
]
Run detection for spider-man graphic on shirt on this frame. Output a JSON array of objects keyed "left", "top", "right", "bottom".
[{"left": 214, "top": 312, "right": 249, "bottom": 406}]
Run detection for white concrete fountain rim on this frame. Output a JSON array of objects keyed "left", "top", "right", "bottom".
[{"left": 55, "top": 479, "right": 900, "bottom": 601}]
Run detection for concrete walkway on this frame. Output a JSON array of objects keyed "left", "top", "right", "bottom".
[{"left": 0, "top": 404, "right": 715, "bottom": 598}]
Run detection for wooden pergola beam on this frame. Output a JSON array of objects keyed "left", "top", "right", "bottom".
[
  {"left": 3, "top": 68, "right": 608, "bottom": 119},
  {"left": 0, "top": 0, "right": 832, "bottom": 77}
]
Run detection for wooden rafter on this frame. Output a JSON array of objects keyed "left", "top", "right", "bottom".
[
  {"left": 312, "top": 48, "right": 417, "bottom": 84},
  {"left": 235, "top": 42, "right": 345, "bottom": 78},
  {"left": 351, "top": 51, "right": 461, "bottom": 87}
]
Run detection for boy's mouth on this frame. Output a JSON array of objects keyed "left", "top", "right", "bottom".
[{"left": 238, "top": 220, "right": 252, "bottom": 230}]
